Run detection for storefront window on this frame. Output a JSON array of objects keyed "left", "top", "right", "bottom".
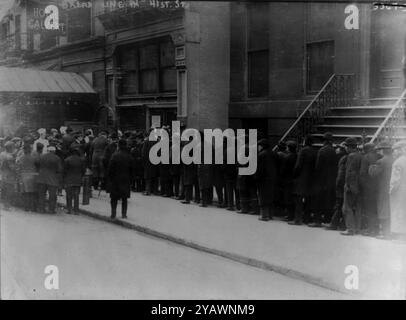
[{"left": 118, "top": 38, "right": 176, "bottom": 95}]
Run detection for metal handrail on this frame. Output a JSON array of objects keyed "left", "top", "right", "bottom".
[{"left": 370, "top": 88, "right": 406, "bottom": 143}]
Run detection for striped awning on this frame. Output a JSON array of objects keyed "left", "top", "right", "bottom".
[{"left": 0, "top": 66, "right": 96, "bottom": 94}]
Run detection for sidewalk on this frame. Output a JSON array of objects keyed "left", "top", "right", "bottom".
[{"left": 58, "top": 191, "right": 406, "bottom": 299}]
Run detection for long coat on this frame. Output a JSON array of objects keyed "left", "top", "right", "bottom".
[
  {"left": 344, "top": 151, "right": 363, "bottom": 195},
  {"left": 16, "top": 153, "right": 38, "bottom": 193},
  {"left": 107, "top": 149, "right": 135, "bottom": 199},
  {"left": 0, "top": 151, "right": 17, "bottom": 185},
  {"left": 336, "top": 154, "right": 348, "bottom": 198},
  {"left": 91, "top": 135, "right": 108, "bottom": 178},
  {"left": 64, "top": 155, "right": 86, "bottom": 187},
  {"left": 390, "top": 155, "right": 406, "bottom": 233},
  {"left": 369, "top": 154, "right": 394, "bottom": 219},
  {"left": 360, "top": 151, "right": 381, "bottom": 204},
  {"left": 256, "top": 148, "right": 279, "bottom": 206},
  {"left": 198, "top": 164, "right": 213, "bottom": 189},
  {"left": 36, "top": 152, "right": 63, "bottom": 187},
  {"left": 142, "top": 140, "right": 159, "bottom": 180},
  {"left": 315, "top": 144, "right": 339, "bottom": 192},
  {"left": 293, "top": 145, "right": 317, "bottom": 196}
]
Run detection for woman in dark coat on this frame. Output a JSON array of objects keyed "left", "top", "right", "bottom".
[{"left": 107, "top": 139, "right": 135, "bottom": 219}]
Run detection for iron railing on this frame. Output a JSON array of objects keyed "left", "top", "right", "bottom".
[
  {"left": 275, "top": 73, "right": 355, "bottom": 148},
  {"left": 370, "top": 89, "right": 406, "bottom": 144}
]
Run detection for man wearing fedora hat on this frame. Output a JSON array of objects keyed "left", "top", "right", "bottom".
[{"left": 369, "top": 141, "right": 394, "bottom": 237}]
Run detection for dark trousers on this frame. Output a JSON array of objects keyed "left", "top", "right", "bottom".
[
  {"left": 38, "top": 183, "right": 57, "bottom": 213},
  {"left": 23, "top": 192, "right": 37, "bottom": 211},
  {"left": 135, "top": 178, "right": 145, "bottom": 192},
  {"left": 225, "top": 181, "right": 236, "bottom": 209},
  {"left": 239, "top": 186, "right": 258, "bottom": 214},
  {"left": 294, "top": 195, "right": 313, "bottom": 224},
  {"left": 314, "top": 187, "right": 335, "bottom": 224},
  {"left": 161, "top": 178, "right": 173, "bottom": 197},
  {"left": 172, "top": 175, "right": 180, "bottom": 197},
  {"left": 330, "top": 197, "right": 345, "bottom": 229},
  {"left": 201, "top": 188, "right": 211, "bottom": 206},
  {"left": 66, "top": 186, "right": 80, "bottom": 213},
  {"left": 214, "top": 184, "right": 224, "bottom": 205},
  {"left": 145, "top": 178, "right": 157, "bottom": 194},
  {"left": 184, "top": 182, "right": 200, "bottom": 202},
  {"left": 111, "top": 197, "right": 128, "bottom": 218},
  {"left": 342, "top": 191, "right": 362, "bottom": 233}
]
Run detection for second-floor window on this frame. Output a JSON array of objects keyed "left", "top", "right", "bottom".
[
  {"left": 247, "top": 3, "right": 269, "bottom": 98},
  {"left": 118, "top": 38, "right": 176, "bottom": 95}
]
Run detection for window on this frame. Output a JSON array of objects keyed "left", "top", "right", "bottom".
[
  {"left": 247, "top": 3, "right": 269, "bottom": 98},
  {"left": 117, "top": 38, "right": 176, "bottom": 95},
  {"left": 306, "top": 40, "right": 335, "bottom": 93},
  {"left": 67, "top": 1, "right": 91, "bottom": 42}
]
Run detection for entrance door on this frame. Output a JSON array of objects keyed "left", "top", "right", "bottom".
[
  {"left": 370, "top": 9, "right": 406, "bottom": 98},
  {"left": 149, "top": 108, "right": 177, "bottom": 128}
]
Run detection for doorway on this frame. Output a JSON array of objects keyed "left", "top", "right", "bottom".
[{"left": 370, "top": 9, "right": 406, "bottom": 98}]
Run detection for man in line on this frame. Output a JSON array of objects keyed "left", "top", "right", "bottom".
[
  {"left": 310, "top": 132, "right": 338, "bottom": 227},
  {"left": 341, "top": 138, "right": 363, "bottom": 236},
  {"left": 36, "top": 144, "right": 63, "bottom": 214}
]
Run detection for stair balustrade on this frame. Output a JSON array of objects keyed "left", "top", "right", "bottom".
[{"left": 275, "top": 73, "right": 355, "bottom": 149}]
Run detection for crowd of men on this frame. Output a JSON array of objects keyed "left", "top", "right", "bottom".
[{"left": 0, "top": 126, "right": 405, "bottom": 239}]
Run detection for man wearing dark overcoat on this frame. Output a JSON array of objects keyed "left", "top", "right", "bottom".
[
  {"left": 310, "top": 132, "right": 339, "bottom": 227},
  {"left": 64, "top": 148, "right": 86, "bottom": 214},
  {"left": 369, "top": 141, "right": 394, "bottom": 237},
  {"left": 289, "top": 135, "right": 317, "bottom": 225},
  {"left": 282, "top": 141, "right": 297, "bottom": 222},
  {"left": 36, "top": 145, "right": 63, "bottom": 214},
  {"left": 90, "top": 130, "right": 109, "bottom": 190},
  {"left": 256, "top": 138, "right": 279, "bottom": 221},
  {"left": 341, "top": 137, "right": 363, "bottom": 236},
  {"left": 142, "top": 130, "right": 159, "bottom": 196},
  {"left": 107, "top": 139, "right": 135, "bottom": 219},
  {"left": 359, "top": 142, "right": 381, "bottom": 234}
]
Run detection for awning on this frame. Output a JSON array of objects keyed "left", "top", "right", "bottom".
[{"left": 0, "top": 66, "right": 96, "bottom": 94}]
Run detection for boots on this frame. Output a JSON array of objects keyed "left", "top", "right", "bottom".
[{"left": 122, "top": 199, "right": 128, "bottom": 219}]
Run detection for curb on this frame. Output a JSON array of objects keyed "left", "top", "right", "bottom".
[{"left": 64, "top": 201, "right": 358, "bottom": 298}]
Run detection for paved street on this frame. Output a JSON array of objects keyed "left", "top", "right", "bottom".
[{"left": 1, "top": 207, "right": 347, "bottom": 300}]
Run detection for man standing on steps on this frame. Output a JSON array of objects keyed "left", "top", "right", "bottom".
[
  {"left": 341, "top": 137, "right": 363, "bottom": 236},
  {"left": 107, "top": 139, "right": 135, "bottom": 219},
  {"left": 309, "top": 132, "right": 338, "bottom": 227},
  {"left": 289, "top": 134, "right": 317, "bottom": 225}
]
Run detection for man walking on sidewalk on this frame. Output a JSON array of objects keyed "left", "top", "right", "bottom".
[{"left": 107, "top": 139, "right": 135, "bottom": 219}]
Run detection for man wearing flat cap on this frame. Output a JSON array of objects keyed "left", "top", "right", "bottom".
[
  {"left": 368, "top": 140, "right": 393, "bottom": 237},
  {"left": 389, "top": 140, "right": 406, "bottom": 236},
  {"left": 341, "top": 137, "right": 363, "bottom": 235}
]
